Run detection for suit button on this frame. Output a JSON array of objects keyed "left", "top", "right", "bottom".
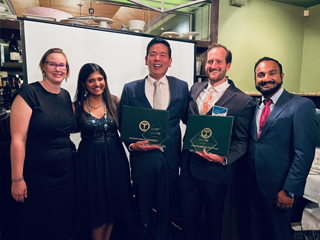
[{"left": 257, "top": 142, "right": 260, "bottom": 145}]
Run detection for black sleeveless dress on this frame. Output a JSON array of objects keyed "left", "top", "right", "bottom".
[
  {"left": 17, "top": 82, "right": 77, "bottom": 240},
  {"left": 74, "top": 101, "right": 132, "bottom": 231}
]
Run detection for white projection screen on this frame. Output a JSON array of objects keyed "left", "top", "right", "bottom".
[{"left": 22, "top": 20, "right": 195, "bottom": 146}]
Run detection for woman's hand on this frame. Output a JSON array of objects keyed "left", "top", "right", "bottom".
[{"left": 11, "top": 181, "right": 27, "bottom": 203}]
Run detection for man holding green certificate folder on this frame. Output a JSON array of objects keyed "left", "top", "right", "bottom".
[
  {"left": 180, "top": 44, "right": 254, "bottom": 240},
  {"left": 119, "top": 38, "right": 189, "bottom": 240}
]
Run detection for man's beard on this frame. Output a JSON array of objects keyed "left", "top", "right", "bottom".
[
  {"left": 206, "top": 67, "right": 227, "bottom": 84},
  {"left": 256, "top": 79, "right": 283, "bottom": 96}
]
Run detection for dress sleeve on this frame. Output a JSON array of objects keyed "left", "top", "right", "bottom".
[{"left": 15, "top": 84, "right": 37, "bottom": 109}]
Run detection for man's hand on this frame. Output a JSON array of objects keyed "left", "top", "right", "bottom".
[
  {"left": 275, "top": 190, "right": 294, "bottom": 209},
  {"left": 196, "top": 149, "right": 224, "bottom": 163},
  {"left": 130, "top": 141, "right": 161, "bottom": 151}
]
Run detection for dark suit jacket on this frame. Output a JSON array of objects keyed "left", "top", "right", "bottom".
[
  {"left": 248, "top": 89, "right": 318, "bottom": 198},
  {"left": 119, "top": 76, "right": 189, "bottom": 173},
  {"left": 181, "top": 79, "right": 254, "bottom": 184}
]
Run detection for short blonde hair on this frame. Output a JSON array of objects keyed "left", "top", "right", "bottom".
[{"left": 39, "top": 48, "right": 70, "bottom": 78}]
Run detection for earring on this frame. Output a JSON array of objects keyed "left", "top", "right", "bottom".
[
  {"left": 65, "top": 78, "right": 68, "bottom": 83},
  {"left": 84, "top": 89, "right": 88, "bottom": 98},
  {"left": 42, "top": 71, "right": 46, "bottom": 79}
]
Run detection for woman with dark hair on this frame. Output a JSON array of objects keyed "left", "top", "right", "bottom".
[
  {"left": 73, "top": 63, "right": 132, "bottom": 240},
  {"left": 10, "top": 48, "right": 77, "bottom": 240}
]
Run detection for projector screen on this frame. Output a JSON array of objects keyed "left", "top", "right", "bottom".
[{"left": 22, "top": 20, "right": 195, "bottom": 146}]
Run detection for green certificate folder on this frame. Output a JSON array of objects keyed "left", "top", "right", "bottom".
[
  {"left": 120, "top": 106, "right": 169, "bottom": 146},
  {"left": 183, "top": 114, "right": 234, "bottom": 156}
]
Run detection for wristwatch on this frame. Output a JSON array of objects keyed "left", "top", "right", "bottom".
[{"left": 285, "top": 190, "right": 295, "bottom": 198}]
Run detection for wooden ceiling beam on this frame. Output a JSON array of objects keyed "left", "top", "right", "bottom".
[
  {"left": 10, "top": 0, "right": 40, "bottom": 17},
  {"left": 39, "top": 0, "right": 120, "bottom": 18},
  {"left": 112, "top": 7, "right": 158, "bottom": 29}
]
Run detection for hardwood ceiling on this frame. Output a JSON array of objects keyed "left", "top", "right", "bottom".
[
  {"left": 7, "top": 0, "right": 320, "bottom": 35},
  {"left": 9, "top": 0, "right": 159, "bottom": 29}
]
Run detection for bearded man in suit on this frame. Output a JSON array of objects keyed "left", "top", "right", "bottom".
[
  {"left": 248, "top": 57, "right": 317, "bottom": 240},
  {"left": 180, "top": 44, "right": 254, "bottom": 240}
]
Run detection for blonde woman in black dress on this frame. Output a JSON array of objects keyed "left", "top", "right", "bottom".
[{"left": 10, "top": 48, "right": 77, "bottom": 240}]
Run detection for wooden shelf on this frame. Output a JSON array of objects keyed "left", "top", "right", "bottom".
[
  {"left": 295, "top": 94, "right": 320, "bottom": 97},
  {"left": 1, "top": 62, "right": 23, "bottom": 72},
  {"left": 193, "top": 40, "right": 210, "bottom": 55},
  {"left": 0, "top": 19, "right": 20, "bottom": 30},
  {"left": 194, "top": 40, "right": 210, "bottom": 48},
  {"left": 246, "top": 93, "right": 320, "bottom": 97},
  {"left": 246, "top": 93, "right": 262, "bottom": 97},
  {"left": 0, "top": 19, "right": 20, "bottom": 40},
  {"left": 193, "top": 40, "right": 210, "bottom": 79},
  {"left": 246, "top": 93, "right": 320, "bottom": 108},
  {"left": 0, "top": 66, "right": 23, "bottom": 72}
]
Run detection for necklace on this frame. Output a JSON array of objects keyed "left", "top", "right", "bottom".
[
  {"left": 86, "top": 98, "right": 108, "bottom": 131},
  {"left": 87, "top": 98, "right": 103, "bottom": 109}
]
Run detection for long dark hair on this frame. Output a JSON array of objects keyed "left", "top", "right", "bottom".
[{"left": 74, "top": 63, "right": 119, "bottom": 126}]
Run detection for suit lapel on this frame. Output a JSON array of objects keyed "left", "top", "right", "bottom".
[
  {"left": 259, "top": 90, "right": 293, "bottom": 138},
  {"left": 251, "top": 102, "right": 260, "bottom": 141},
  {"left": 135, "top": 77, "right": 152, "bottom": 108},
  {"left": 167, "top": 76, "right": 178, "bottom": 110},
  {"left": 207, "top": 80, "right": 236, "bottom": 115},
  {"left": 214, "top": 85, "right": 236, "bottom": 107},
  {"left": 191, "top": 81, "right": 208, "bottom": 115}
]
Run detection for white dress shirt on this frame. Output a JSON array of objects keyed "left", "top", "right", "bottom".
[
  {"left": 145, "top": 75, "right": 171, "bottom": 110},
  {"left": 195, "top": 79, "right": 230, "bottom": 165},
  {"left": 196, "top": 79, "right": 230, "bottom": 113}
]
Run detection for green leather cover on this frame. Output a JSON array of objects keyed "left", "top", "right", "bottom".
[
  {"left": 183, "top": 114, "right": 234, "bottom": 156},
  {"left": 120, "top": 105, "right": 169, "bottom": 146}
]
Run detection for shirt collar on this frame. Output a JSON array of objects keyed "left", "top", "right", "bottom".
[
  {"left": 206, "top": 79, "right": 230, "bottom": 93},
  {"left": 261, "top": 87, "right": 284, "bottom": 105},
  {"left": 147, "top": 75, "right": 168, "bottom": 86}
]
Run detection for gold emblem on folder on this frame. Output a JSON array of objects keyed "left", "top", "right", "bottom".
[
  {"left": 139, "top": 121, "right": 150, "bottom": 131},
  {"left": 201, "top": 128, "right": 212, "bottom": 139}
]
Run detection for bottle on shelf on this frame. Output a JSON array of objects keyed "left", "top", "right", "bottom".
[
  {"left": 0, "top": 75, "right": 6, "bottom": 107},
  {"left": 196, "top": 55, "right": 202, "bottom": 75},
  {"left": 9, "top": 34, "right": 22, "bottom": 63},
  {"left": 3, "top": 78, "right": 12, "bottom": 107},
  {"left": 10, "top": 76, "right": 19, "bottom": 100},
  {"left": 15, "top": 74, "right": 22, "bottom": 87}
]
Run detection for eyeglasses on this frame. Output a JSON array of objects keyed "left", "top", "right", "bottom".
[{"left": 45, "top": 61, "right": 68, "bottom": 69}]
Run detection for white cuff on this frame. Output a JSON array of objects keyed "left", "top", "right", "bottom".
[
  {"left": 128, "top": 143, "right": 134, "bottom": 151},
  {"left": 221, "top": 156, "right": 227, "bottom": 166}
]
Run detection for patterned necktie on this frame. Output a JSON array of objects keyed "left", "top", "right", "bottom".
[
  {"left": 200, "top": 87, "right": 215, "bottom": 115},
  {"left": 153, "top": 81, "right": 162, "bottom": 110},
  {"left": 258, "top": 99, "right": 272, "bottom": 137}
]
